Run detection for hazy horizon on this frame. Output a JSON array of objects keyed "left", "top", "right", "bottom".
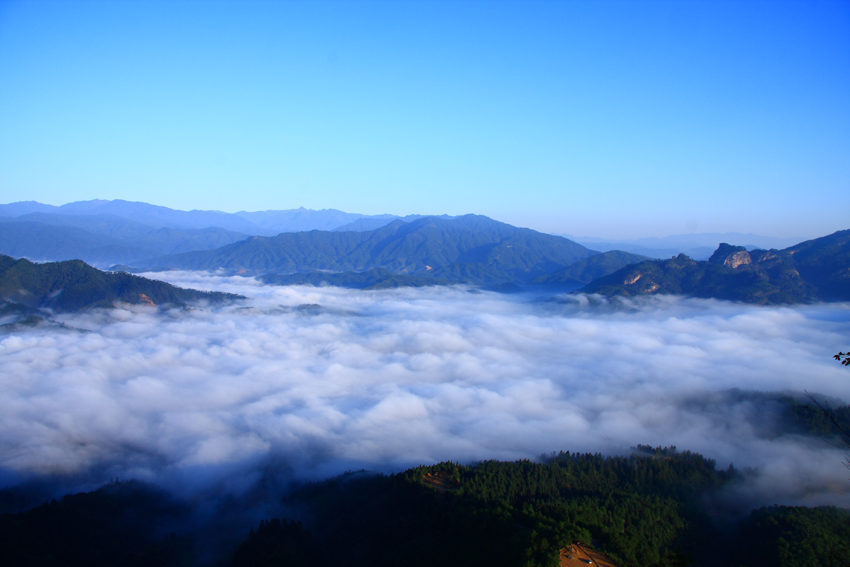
[
  {"left": 0, "top": 197, "right": 822, "bottom": 243},
  {"left": 2, "top": 1, "right": 848, "bottom": 239}
]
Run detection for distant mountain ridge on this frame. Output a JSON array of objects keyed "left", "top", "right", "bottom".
[
  {"left": 4, "top": 200, "right": 840, "bottom": 302},
  {"left": 130, "top": 215, "right": 604, "bottom": 285},
  {"left": 0, "top": 214, "right": 250, "bottom": 267},
  {"left": 0, "top": 199, "right": 425, "bottom": 236},
  {"left": 0, "top": 200, "right": 650, "bottom": 289},
  {"left": 579, "top": 230, "right": 850, "bottom": 304}
]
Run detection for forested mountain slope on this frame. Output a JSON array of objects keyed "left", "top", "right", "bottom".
[
  {"left": 0, "top": 255, "right": 241, "bottom": 314},
  {"left": 133, "top": 215, "right": 598, "bottom": 284},
  {"left": 579, "top": 230, "right": 850, "bottom": 304}
]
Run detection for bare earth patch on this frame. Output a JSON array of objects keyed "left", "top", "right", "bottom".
[
  {"left": 421, "top": 471, "right": 460, "bottom": 494},
  {"left": 560, "top": 543, "right": 620, "bottom": 567}
]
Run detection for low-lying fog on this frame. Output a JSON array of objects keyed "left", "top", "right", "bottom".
[{"left": 2, "top": 272, "right": 849, "bottom": 510}]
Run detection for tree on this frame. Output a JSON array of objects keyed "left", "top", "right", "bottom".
[{"left": 803, "top": 352, "right": 850, "bottom": 472}]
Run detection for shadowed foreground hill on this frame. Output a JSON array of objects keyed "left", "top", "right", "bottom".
[
  {"left": 729, "top": 506, "right": 850, "bottom": 567},
  {"left": 578, "top": 229, "right": 850, "bottom": 304},
  {"left": 3, "top": 445, "right": 848, "bottom": 567},
  {"left": 0, "top": 255, "right": 242, "bottom": 313}
]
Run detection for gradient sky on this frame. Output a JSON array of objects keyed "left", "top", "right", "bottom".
[{"left": 0, "top": 0, "right": 848, "bottom": 239}]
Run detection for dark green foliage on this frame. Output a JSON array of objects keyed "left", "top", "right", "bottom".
[
  {"left": 0, "top": 480, "right": 194, "bottom": 567},
  {"left": 232, "top": 519, "right": 320, "bottom": 567},
  {"left": 233, "top": 449, "right": 736, "bottom": 567},
  {"left": 782, "top": 397, "right": 850, "bottom": 443},
  {"left": 729, "top": 506, "right": 850, "bottom": 567},
  {"left": 279, "top": 469, "right": 559, "bottom": 567},
  {"left": 3, "top": 449, "right": 848, "bottom": 567},
  {"left": 137, "top": 215, "right": 596, "bottom": 285},
  {"left": 0, "top": 255, "right": 242, "bottom": 313}
]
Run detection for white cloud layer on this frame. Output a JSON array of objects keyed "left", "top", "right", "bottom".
[{"left": 1, "top": 272, "right": 849, "bottom": 507}]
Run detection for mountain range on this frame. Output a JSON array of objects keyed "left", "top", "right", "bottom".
[
  {"left": 130, "top": 215, "right": 607, "bottom": 283},
  {"left": 582, "top": 230, "right": 850, "bottom": 304},
  {"left": 1, "top": 200, "right": 845, "bottom": 303},
  {"left": 0, "top": 199, "right": 438, "bottom": 237}
]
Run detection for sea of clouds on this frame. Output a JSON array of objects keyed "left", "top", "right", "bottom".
[{"left": 1, "top": 271, "right": 848, "bottom": 510}]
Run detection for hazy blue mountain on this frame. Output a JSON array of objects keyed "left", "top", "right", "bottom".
[
  {"left": 133, "top": 215, "right": 596, "bottom": 284},
  {"left": 578, "top": 229, "right": 849, "bottom": 304},
  {"left": 0, "top": 200, "right": 421, "bottom": 235},
  {"left": 0, "top": 212, "right": 250, "bottom": 253},
  {"left": 0, "top": 212, "right": 161, "bottom": 237},
  {"left": 0, "top": 216, "right": 251, "bottom": 266},
  {"left": 0, "top": 255, "right": 242, "bottom": 316},
  {"left": 0, "top": 201, "right": 58, "bottom": 216},
  {"left": 567, "top": 232, "right": 806, "bottom": 260},
  {"left": 332, "top": 217, "right": 400, "bottom": 232},
  {"left": 56, "top": 199, "right": 263, "bottom": 233},
  {"left": 0, "top": 222, "right": 154, "bottom": 266},
  {"left": 332, "top": 214, "right": 456, "bottom": 232},
  {"left": 234, "top": 207, "right": 384, "bottom": 233}
]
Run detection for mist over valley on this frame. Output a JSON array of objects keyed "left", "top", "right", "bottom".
[{"left": 2, "top": 269, "right": 847, "bottom": 499}]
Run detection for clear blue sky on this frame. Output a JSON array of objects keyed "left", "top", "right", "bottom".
[{"left": 1, "top": 0, "right": 848, "bottom": 239}]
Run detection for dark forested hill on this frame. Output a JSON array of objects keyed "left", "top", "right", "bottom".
[
  {"left": 729, "top": 506, "right": 850, "bottom": 567},
  {"left": 133, "top": 215, "right": 598, "bottom": 284},
  {"left": 784, "top": 229, "right": 850, "bottom": 301},
  {"left": 0, "top": 255, "right": 241, "bottom": 314},
  {"left": 1, "top": 446, "right": 847, "bottom": 567},
  {"left": 578, "top": 230, "right": 850, "bottom": 304}
]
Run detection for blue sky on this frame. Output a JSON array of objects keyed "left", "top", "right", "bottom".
[{"left": 0, "top": 0, "right": 848, "bottom": 239}]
